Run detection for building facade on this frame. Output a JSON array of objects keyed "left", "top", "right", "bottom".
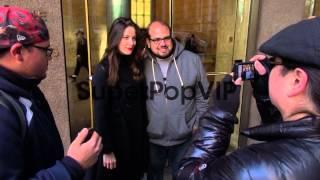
[{"left": 0, "top": 0, "right": 318, "bottom": 151}]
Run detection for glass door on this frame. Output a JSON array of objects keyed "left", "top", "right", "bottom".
[
  {"left": 62, "top": 0, "right": 252, "bottom": 146},
  {"left": 62, "top": 0, "right": 131, "bottom": 139},
  {"left": 305, "top": 0, "right": 320, "bottom": 16},
  {"left": 169, "top": 0, "right": 252, "bottom": 149},
  {"left": 62, "top": 0, "right": 91, "bottom": 139}
]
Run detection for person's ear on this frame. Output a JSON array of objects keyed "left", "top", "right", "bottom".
[
  {"left": 287, "top": 68, "right": 308, "bottom": 97},
  {"left": 146, "top": 39, "right": 151, "bottom": 48},
  {"left": 10, "top": 43, "right": 24, "bottom": 62}
]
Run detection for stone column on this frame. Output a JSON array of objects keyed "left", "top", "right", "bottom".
[{"left": 0, "top": 1, "right": 70, "bottom": 151}]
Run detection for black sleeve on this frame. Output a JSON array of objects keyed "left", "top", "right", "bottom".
[
  {"left": 140, "top": 78, "right": 148, "bottom": 130},
  {"left": 92, "top": 61, "right": 113, "bottom": 153},
  {"left": 138, "top": 61, "right": 148, "bottom": 131},
  {"left": 61, "top": 156, "right": 84, "bottom": 179},
  {"left": 251, "top": 63, "right": 282, "bottom": 124},
  {"left": 176, "top": 106, "right": 237, "bottom": 180},
  {"left": 177, "top": 75, "right": 241, "bottom": 180},
  {"left": 0, "top": 105, "right": 25, "bottom": 179}
]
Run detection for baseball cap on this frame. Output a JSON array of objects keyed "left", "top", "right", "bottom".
[
  {"left": 0, "top": 5, "right": 49, "bottom": 49},
  {"left": 259, "top": 17, "right": 320, "bottom": 68}
]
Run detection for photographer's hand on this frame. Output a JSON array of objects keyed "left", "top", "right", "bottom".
[
  {"left": 250, "top": 54, "right": 268, "bottom": 75},
  {"left": 249, "top": 54, "right": 270, "bottom": 99},
  {"left": 249, "top": 54, "right": 282, "bottom": 124}
]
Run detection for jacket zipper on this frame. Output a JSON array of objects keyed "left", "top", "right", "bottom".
[{"left": 155, "top": 59, "right": 174, "bottom": 144}]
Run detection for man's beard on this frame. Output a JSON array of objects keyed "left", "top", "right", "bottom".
[
  {"left": 149, "top": 42, "right": 175, "bottom": 59},
  {"left": 154, "top": 49, "right": 173, "bottom": 59}
]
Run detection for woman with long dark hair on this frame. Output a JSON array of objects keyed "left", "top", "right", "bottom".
[{"left": 92, "top": 17, "right": 148, "bottom": 180}]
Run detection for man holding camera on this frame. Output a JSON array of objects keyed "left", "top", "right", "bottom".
[
  {"left": 177, "top": 17, "right": 320, "bottom": 179},
  {"left": 0, "top": 6, "right": 102, "bottom": 179}
]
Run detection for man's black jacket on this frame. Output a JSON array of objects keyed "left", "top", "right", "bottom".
[{"left": 0, "top": 66, "right": 83, "bottom": 179}]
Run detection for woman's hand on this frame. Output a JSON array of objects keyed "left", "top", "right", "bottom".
[{"left": 103, "top": 152, "right": 117, "bottom": 169}]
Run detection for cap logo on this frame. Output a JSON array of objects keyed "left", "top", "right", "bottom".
[
  {"left": 0, "top": 6, "right": 49, "bottom": 48},
  {"left": 17, "top": 34, "right": 26, "bottom": 41}
]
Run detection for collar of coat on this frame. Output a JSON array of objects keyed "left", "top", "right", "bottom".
[{"left": 241, "top": 116, "right": 320, "bottom": 141}]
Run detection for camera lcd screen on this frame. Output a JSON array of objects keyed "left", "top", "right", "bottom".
[{"left": 234, "top": 62, "right": 254, "bottom": 80}]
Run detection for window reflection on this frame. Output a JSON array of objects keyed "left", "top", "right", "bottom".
[
  {"left": 131, "top": 0, "right": 151, "bottom": 28},
  {"left": 62, "top": 0, "right": 251, "bottom": 147},
  {"left": 62, "top": 0, "right": 90, "bottom": 139}
]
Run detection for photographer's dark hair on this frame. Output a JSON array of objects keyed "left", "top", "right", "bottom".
[
  {"left": 102, "top": 17, "right": 143, "bottom": 86},
  {"left": 302, "top": 67, "right": 320, "bottom": 113},
  {"left": 281, "top": 60, "right": 320, "bottom": 114},
  {"left": 0, "top": 48, "right": 9, "bottom": 58}
]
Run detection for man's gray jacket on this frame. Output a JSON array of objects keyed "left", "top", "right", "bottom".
[{"left": 144, "top": 40, "right": 209, "bottom": 146}]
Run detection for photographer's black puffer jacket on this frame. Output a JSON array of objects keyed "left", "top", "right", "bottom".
[{"left": 176, "top": 106, "right": 320, "bottom": 180}]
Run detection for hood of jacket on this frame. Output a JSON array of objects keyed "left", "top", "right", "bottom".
[{"left": 0, "top": 65, "right": 41, "bottom": 98}]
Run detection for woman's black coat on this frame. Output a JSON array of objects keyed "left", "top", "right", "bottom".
[{"left": 91, "top": 57, "right": 148, "bottom": 180}]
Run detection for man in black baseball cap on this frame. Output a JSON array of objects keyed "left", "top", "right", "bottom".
[
  {"left": 177, "top": 17, "right": 320, "bottom": 179},
  {"left": 0, "top": 5, "right": 102, "bottom": 179}
]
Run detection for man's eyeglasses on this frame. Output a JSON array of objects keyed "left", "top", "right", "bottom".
[
  {"left": 149, "top": 36, "right": 172, "bottom": 44},
  {"left": 25, "top": 45, "right": 54, "bottom": 57}
]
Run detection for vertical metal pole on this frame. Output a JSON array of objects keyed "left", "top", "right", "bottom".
[
  {"left": 304, "top": 0, "right": 315, "bottom": 17},
  {"left": 169, "top": 0, "right": 173, "bottom": 29},
  {"left": 84, "top": 0, "right": 94, "bottom": 127}
]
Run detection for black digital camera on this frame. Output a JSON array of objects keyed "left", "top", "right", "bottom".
[
  {"left": 83, "top": 128, "right": 94, "bottom": 143},
  {"left": 233, "top": 60, "right": 255, "bottom": 81}
]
